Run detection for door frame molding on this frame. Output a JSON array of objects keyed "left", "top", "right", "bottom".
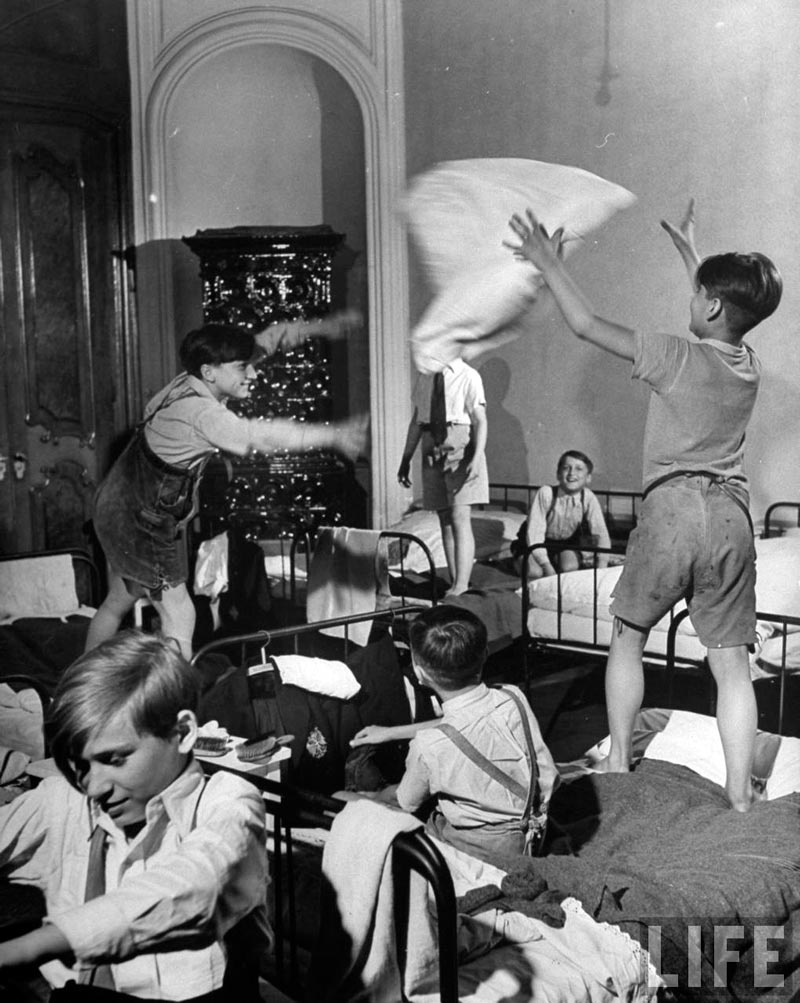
[{"left": 127, "top": 2, "right": 410, "bottom": 527}]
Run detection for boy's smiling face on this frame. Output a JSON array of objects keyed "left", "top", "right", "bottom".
[
  {"left": 75, "top": 707, "right": 195, "bottom": 832},
  {"left": 202, "top": 359, "right": 257, "bottom": 401},
  {"left": 557, "top": 456, "right": 592, "bottom": 494}
]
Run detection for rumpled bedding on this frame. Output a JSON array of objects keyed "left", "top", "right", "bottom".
[{"left": 530, "top": 761, "right": 800, "bottom": 1002}]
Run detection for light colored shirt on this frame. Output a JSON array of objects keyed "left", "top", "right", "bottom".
[
  {"left": 633, "top": 330, "right": 760, "bottom": 498},
  {"left": 143, "top": 373, "right": 307, "bottom": 469},
  {"left": 396, "top": 683, "right": 558, "bottom": 831},
  {"left": 0, "top": 761, "right": 269, "bottom": 999},
  {"left": 411, "top": 358, "right": 486, "bottom": 426},
  {"left": 525, "top": 485, "right": 611, "bottom": 563}
]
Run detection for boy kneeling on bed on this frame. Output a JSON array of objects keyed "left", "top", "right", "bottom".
[
  {"left": 0, "top": 630, "right": 270, "bottom": 1002},
  {"left": 352, "top": 605, "right": 558, "bottom": 860}
]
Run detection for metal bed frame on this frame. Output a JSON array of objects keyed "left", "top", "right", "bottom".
[{"left": 193, "top": 606, "right": 459, "bottom": 1002}]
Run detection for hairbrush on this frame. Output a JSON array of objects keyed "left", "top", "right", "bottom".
[
  {"left": 235, "top": 733, "right": 294, "bottom": 763},
  {"left": 194, "top": 735, "right": 230, "bottom": 757}
]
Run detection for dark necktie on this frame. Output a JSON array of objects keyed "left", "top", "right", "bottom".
[
  {"left": 429, "top": 371, "right": 448, "bottom": 446},
  {"left": 78, "top": 825, "right": 116, "bottom": 989}
]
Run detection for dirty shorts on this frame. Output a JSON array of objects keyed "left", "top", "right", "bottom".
[{"left": 610, "top": 474, "right": 756, "bottom": 649}]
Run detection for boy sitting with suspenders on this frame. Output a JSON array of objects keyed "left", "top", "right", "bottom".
[{"left": 358, "top": 605, "right": 558, "bottom": 860}]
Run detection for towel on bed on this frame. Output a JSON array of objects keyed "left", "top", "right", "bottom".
[
  {"left": 402, "top": 158, "right": 637, "bottom": 373},
  {"left": 308, "top": 799, "right": 439, "bottom": 1002},
  {"left": 307, "top": 527, "right": 389, "bottom": 646}
]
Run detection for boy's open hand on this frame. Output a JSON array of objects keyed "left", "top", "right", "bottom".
[
  {"left": 504, "top": 211, "right": 564, "bottom": 271},
  {"left": 660, "top": 198, "right": 697, "bottom": 257},
  {"left": 350, "top": 724, "right": 393, "bottom": 747},
  {"left": 335, "top": 413, "right": 369, "bottom": 462}
]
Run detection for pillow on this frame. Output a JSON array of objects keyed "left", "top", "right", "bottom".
[
  {"left": 0, "top": 554, "right": 81, "bottom": 624},
  {"left": 402, "top": 158, "right": 637, "bottom": 373},
  {"left": 754, "top": 536, "right": 800, "bottom": 616},
  {"left": 271, "top": 655, "right": 361, "bottom": 700},
  {"left": 643, "top": 709, "right": 799, "bottom": 798},
  {"left": 386, "top": 507, "right": 526, "bottom": 571}
]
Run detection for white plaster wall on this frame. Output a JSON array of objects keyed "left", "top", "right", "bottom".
[
  {"left": 403, "top": 0, "right": 800, "bottom": 522},
  {"left": 163, "top": 45, "right": 323, "bottom": 236}
]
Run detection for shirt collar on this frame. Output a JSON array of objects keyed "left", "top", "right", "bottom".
[
  {"left": 90, "top": 758, "right": 206, "bottom": 841},
  {"left": 441, "top": 681, "right": 489, "bottom": 715},
  {"left": 700, "top": 337, "right": 749, "bottom": 357}
]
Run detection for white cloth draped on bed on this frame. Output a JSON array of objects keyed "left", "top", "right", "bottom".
[
  {"left": 306, "top": 527, "right": 390, "bottom": 646},
  {"left": 311, "top": 800, "right": 660, "bottom": 1003},
  {"left": 402, "top": 158, "right": 637, "bottom": 374}
]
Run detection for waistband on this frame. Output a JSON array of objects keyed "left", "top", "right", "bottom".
[
  {"left": 135, "top": 426, "right": 196, "bottom": 481},
  {"left": 643, "top": 470, "right": 752, "bottom": 533}
]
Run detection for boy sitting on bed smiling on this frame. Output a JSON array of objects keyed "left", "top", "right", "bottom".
[
  {"left": 505, "top": 199, "right": 782, "bottom": 812},
  {"left": 352, "top": 605, "right": 558, "bottom": 859}
]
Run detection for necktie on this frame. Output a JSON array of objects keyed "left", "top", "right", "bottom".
[
  {"left": 78, "top": 825, "right": 116, "bottom": 989},
  {"left": 429, "top": 371, "right": 448, "bottom": 446}
]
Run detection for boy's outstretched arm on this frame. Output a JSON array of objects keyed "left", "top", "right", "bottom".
[
  {"left": 505, "top": 210, "right": 635, "bottom": 362},
  {"left": 660, "top": 198, "right": 701, "bottom": 286}
]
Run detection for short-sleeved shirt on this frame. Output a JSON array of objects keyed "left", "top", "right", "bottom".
[
  {"left": 396, "top": 683, "right": 558, "bottom": 831},
  {"left": 411, "top": 359, "right": 486, "bottom": 427},
  {"left": 142, "top": 373, "right": 258, "bottom": 467},
  {"left": 633, "top": 330, "right": 760, "bottom": 500}
]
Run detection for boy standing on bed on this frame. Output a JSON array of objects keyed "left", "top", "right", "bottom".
[
  {"left": 367, "top": 605, "right": 558, "bottom": 858},
  {"left": 506, "top": 200, "right": 782, "bottom": 812},
  {"left": 397, "top": 359, "right": 489, "bottom": 597}
]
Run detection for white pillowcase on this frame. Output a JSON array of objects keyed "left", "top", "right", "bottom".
[
  {"left": 643, "top": 709, "right": 800, "bottom": 798},
  {"left": 271, "top": 655, "right": 361, "bottom": 700},
  {"left": 402, "top": 158, "right": 637, "bottom": 373}
]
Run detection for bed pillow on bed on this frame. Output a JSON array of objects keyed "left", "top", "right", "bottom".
[
  {"left": 402, "top": 158, "right": 637, "bottom": 373},
  {"left": 642, "top": 709, "right": 800, "bottom": 798},
  {"left": 753, "top": 535, "right": 800, "bottom": 616},
  {"left": 386, "top": 507, "right": 525, "bottom": 572},
  {"left": 0, "top": 554, "right": 82, "bottom": 624}
]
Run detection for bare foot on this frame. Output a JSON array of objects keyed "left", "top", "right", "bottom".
[
  {"left": 590, "top": 754, "right": 631, "bottom": 774},
  {"left": 443, "top": 587, "right": 467, "bottom": 598}
]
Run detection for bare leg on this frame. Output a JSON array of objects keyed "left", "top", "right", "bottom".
[
  {"left": 448, "top": 503, "right": 475, "bottom": 595},
  {"left": 558, "top": 549, "right": 581, "bottom": 573},
  {"left": 706, "top": 645, "right": 757, "bottom": 812},
  {"left": 152, "top": 582, "right": 196, "bottom": 660},
  {"left": 598, "top": 619, "right": 649, "bottom": 772},
  {"left": 84, "top": 571, "right": 138, "bottom": 652},
  {"left": 437, "top": 508, "right": 456, "bottom": 587}
]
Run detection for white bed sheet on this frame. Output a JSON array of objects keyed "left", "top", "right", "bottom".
[{"left": 525, "top": 536, "right": 800, "bottom": 671}]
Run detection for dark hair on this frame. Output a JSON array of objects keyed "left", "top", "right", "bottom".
[
  {"left": 695, "top": 252, "right": 782, "bottom": 336},
  {"left": 46, "top": 630, "right": 200, "bottom": 789},
  {"left": 557, "top": 449, "right": 593, "bottom": 474},
  {"left": 408, "top": 605, "right": 488, "bottom": 690},
  {"left": 179, "top": 324, "right": 256, "bottom": 377}
]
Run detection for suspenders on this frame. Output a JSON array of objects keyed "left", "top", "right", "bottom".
[{"left": 436, "top": 686, "right": 547, "bottom": 855}]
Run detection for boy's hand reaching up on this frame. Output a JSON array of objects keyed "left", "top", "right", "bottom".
[
  {"left": 504, "top": 211, "right": 565, "bottom": 272},
  {"left": 660, "top": 198, "right": 701, "bottom": 281}
]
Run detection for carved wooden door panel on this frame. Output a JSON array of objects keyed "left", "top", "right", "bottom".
[{"left": 0, "top": 117, "right": 127, "bottom": 554}]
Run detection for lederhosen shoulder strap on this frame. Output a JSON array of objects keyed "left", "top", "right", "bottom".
[{"left": 436, "top": 686, "right": 544, "bottom": 853}]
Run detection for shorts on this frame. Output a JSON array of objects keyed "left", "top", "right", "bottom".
[
  {"left": 420, "top": 426, "right": 489, "bottom": 511},
  {"left": 610, "top": 474, "right": 756, "bottom": 649},
  {"left": 93, "top": 431, "right": 196, "bottom": 598}
]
